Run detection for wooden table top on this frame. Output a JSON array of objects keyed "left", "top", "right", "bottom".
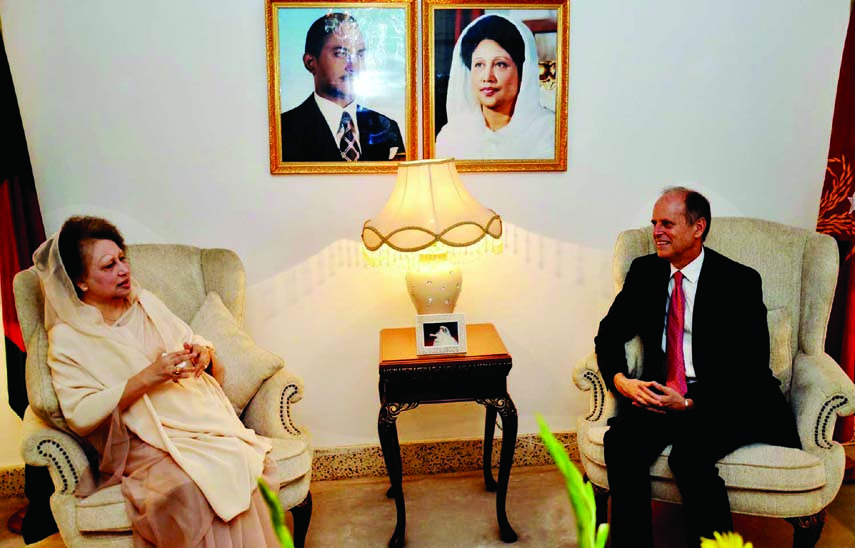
[{"left": 379, "top": 323, "right": 509, "bottom": 365}]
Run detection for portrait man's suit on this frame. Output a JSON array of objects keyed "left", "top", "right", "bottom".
[
  {"left": 281, "top": 95, "right": 405, "bottom": 162},
  {"left": 595, "top": 246, "right": 800, "bottom": 547}
]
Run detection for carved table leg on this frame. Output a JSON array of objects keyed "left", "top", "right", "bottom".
[
  {"left": 379, "top": 402, "right": 418, "bottom": 548},
  {"left": 481, "top": 396, "right": 518, "bottom": 543},
  {"left": 786, "top": 509, "right": 827, "bottom": 548},
  {"left": 483, "top": 404, "right": 498, "bottom": 492},
  {"left": 290, "top": 491, "right": 312, "bottom": 548}
]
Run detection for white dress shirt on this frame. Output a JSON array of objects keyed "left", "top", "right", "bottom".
[
  {"left": 662, "top": 247, "right": 705, "bottom": 380},
  {"left": 313, "top": 93, "right": 360, "bottom": 149}
]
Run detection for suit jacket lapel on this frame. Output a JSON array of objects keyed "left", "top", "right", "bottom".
[
  {"left": 306, "top": 98, "right": 342, "bottom": 160},
  {"left": 690, "top": 247, "right": 720, "bottom": 378},
  {"left": 356, "top": 106, "right": 375, "bottom": 159},
  {"left": 646, "top": 258, "right": 672, "bottom": 380},
  {"left": 653, "top": 257, "right": 671, "bottom": 326}
]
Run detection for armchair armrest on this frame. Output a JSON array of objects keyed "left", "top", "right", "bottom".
[
  {"left": 572, "top": 352, "right": 617, "bottom": 427},
  {"left": 573, "top": 337, "right": 643, "bottom": 427},
  {"left": 243, "top": 367, "right": 308, "bottom": 440},
  {"left": 790, "top": 351, "right": 855, "bottom": 454},
  {"left": 20, "top": 407, "right": 94, "bottom": 496}
]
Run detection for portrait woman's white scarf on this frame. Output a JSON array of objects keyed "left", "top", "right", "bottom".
[
  {"left": 33, "top": 234, "right": 270, "bottom": 522},
  {"left": 435, "top": 13, "right": 555, "bottom": 160}
]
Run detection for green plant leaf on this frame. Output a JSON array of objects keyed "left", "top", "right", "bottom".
[
  {"left": 537, "top": 414, "right": 609, "bottom": 548},
  {"left": 595, "top": 522, "right": 610, "bottom": 548},
  {"left": 258, "top": 478, "right": 295, "bottom": 548}
]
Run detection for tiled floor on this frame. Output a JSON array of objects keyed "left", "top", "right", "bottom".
[{"left": 0, "top": 463, "right": 854, "bottom": 547}]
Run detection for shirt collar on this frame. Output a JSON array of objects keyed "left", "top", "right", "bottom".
[
  {"left": 313, "top": 93, "right": 359, "bottom": 141},
  {"left": 671, "top": 247, "right": 704, "bottom": 283}
]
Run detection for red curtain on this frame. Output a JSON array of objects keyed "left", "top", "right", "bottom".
[
  {"left": 0, "top": 29, "right": 45, "bottom": 418},
  {"left": 817, "top": 6, "right": 855, "bottom": 442}
]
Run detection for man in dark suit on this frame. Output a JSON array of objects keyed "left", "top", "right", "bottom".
[
  {"left": 595, "top": 187, "right": 800, "bottom": 548},
  {"left": 281, "top": 13, "right": 405, "bottom": 162}
]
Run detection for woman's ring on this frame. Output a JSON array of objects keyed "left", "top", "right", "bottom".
[{"left": 173, "top": 365, "right": 180, "bottom": 376}]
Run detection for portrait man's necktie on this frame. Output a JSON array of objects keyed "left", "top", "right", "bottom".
[
  {"left": 339, "top": 112, "right": 360, "bottom": 162},
  {"left": 666, "top": 271, "right": 688, "bottom": 395}
]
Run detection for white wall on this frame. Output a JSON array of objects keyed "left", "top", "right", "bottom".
[{"left": 0, "top": 0, "right": 847, "bottom": 448}]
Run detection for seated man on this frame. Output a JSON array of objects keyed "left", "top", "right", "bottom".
[
  {"left": 281, "top": 13, "right": 405, "bottom": 162},
  {"left": 594, "top": 187, "right": 800, "bottom": 548}
]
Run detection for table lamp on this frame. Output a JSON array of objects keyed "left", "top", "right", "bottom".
[{"left": 361, "top": 158, "right": 503, "bottom": 314}]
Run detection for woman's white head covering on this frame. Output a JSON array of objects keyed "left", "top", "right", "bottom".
[
  {"left": 33, "top": 232, "right": 140, "bottom": 338},
  {"left": 437, "top": 13, "right": 555, "bottom": 160}
]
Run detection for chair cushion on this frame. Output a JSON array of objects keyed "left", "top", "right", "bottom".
[
  {"left": 270, "top": 436, "right": 313, "bottom": 511},
  {"left": 76, "top": 437, "right": 311, "bottom": 533},
  {"left": 585, "top": 426, "right": 825, "bottom": 492},
  {"left": 269, "top": 436, "right": 313, "bottom": 486},
  {"left": 76, "top": 485, "right": 131, "bottom": 533},
  {"left": 190, "top": 293, "right": 284, "bottom": 414}
]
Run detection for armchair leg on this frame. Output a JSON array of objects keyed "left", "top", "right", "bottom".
[
  {"left": 290, "top": 491, "right": 312, "bottom": 548},
  {"left": 786, "top": 509, "right": 827, "bottom": 548}
]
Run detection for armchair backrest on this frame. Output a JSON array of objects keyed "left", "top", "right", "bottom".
[
  {"left": 614, "top": 218, "right": 839, "bottom": 394},
  {"left": 13, "top": 244, "right": 246, "bottom": 433}
]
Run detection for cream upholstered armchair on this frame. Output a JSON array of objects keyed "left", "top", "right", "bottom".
[
  {"left": 573, "top": 217, "right": 855, "bottom": 548},
  {"left": 14, "top": 244, "right": 312, "bottom": 548}
]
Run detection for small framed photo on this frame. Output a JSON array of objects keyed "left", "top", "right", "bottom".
[
  {"left": 422, "top": 0, "right": 569, "bottom": 172},
  {"left": 416, "top": 313, "right": 468, "bottom": 355},
  {"left": 266, "top": 0, "right": 418, "bottom": 174}
]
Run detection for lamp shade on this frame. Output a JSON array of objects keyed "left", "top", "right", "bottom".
[
  {"left": 362, "top": 158, "right": 501, "bottom": 314},
  {"left": 361, "top": 158, "right": 502, "bottom": 254}
]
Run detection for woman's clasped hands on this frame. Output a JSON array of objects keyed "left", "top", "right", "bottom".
[
  {"left": 152, "top": 343, "right": 211, "bottom": 384},
  {"left": 183, "top": 342, "right": 213, "bottom": 377},
  {"left": 152, "top": 349, "right": 195, "bottom": 384},
  {"left": 152, "top": 343, "right": 212, "bottom": 382}
]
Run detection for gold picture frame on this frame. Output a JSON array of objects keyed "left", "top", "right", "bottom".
[
  {"left": 266, "top": 0, "right": 418, "bottom": 174},
  {"left": 422, "top": 0, "right": 569, "bottom": 172}
]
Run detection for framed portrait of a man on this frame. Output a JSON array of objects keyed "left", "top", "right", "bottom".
[
  {"left": 266, "top": 1, "right": 417, "bottom": 174},
  {"left": 423, "top": 0, "right": 569, "bottom": 172}
]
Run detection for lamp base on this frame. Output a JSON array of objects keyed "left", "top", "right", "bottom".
[{"left": 405, "top": 262, "right": 462, "bottom": 314}]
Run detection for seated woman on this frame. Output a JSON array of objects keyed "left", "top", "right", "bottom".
[
  {"left": 435, "top": 13, "right": 555, "bottom": 160},
  {"left": 33, "top": 216, "right": 280, "bottom": 547}
]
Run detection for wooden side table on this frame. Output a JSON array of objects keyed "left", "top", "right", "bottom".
[{"left": 377, "top": 323, "right": 518, "bottom": 548}]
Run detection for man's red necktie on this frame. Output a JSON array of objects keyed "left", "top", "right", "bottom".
[{"left": 666, "top": 271, "right": 688, "bottom": 395}]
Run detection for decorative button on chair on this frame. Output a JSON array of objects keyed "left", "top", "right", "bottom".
[
  {"left": 573, "top": 217, "right": 855, "bottom": 548},
  {"left": 14, "top": 244, "right": 313, "bottom": 547}
]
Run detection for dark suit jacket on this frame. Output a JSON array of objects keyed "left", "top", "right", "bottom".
[
  {"left": 280, "top": 95, "right": 405, "bottom": 162},
  {"left": 595, "top": 247, "right": 799, "bottom": 446}
]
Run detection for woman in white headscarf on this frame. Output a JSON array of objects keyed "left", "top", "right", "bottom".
[
  {"left": 435, "top": 13, "right": 555, "bottom": 160},
  {"left": 33, "top": 216, "right": 280, "bottom": 547}
]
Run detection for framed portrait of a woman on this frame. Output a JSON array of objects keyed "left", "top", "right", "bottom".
[
  {"left": 266, "top": 0, "right": 417, "bottom": 174},
  {"left": 423, "top": 0, "right": 569, "bottom": 172}
]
